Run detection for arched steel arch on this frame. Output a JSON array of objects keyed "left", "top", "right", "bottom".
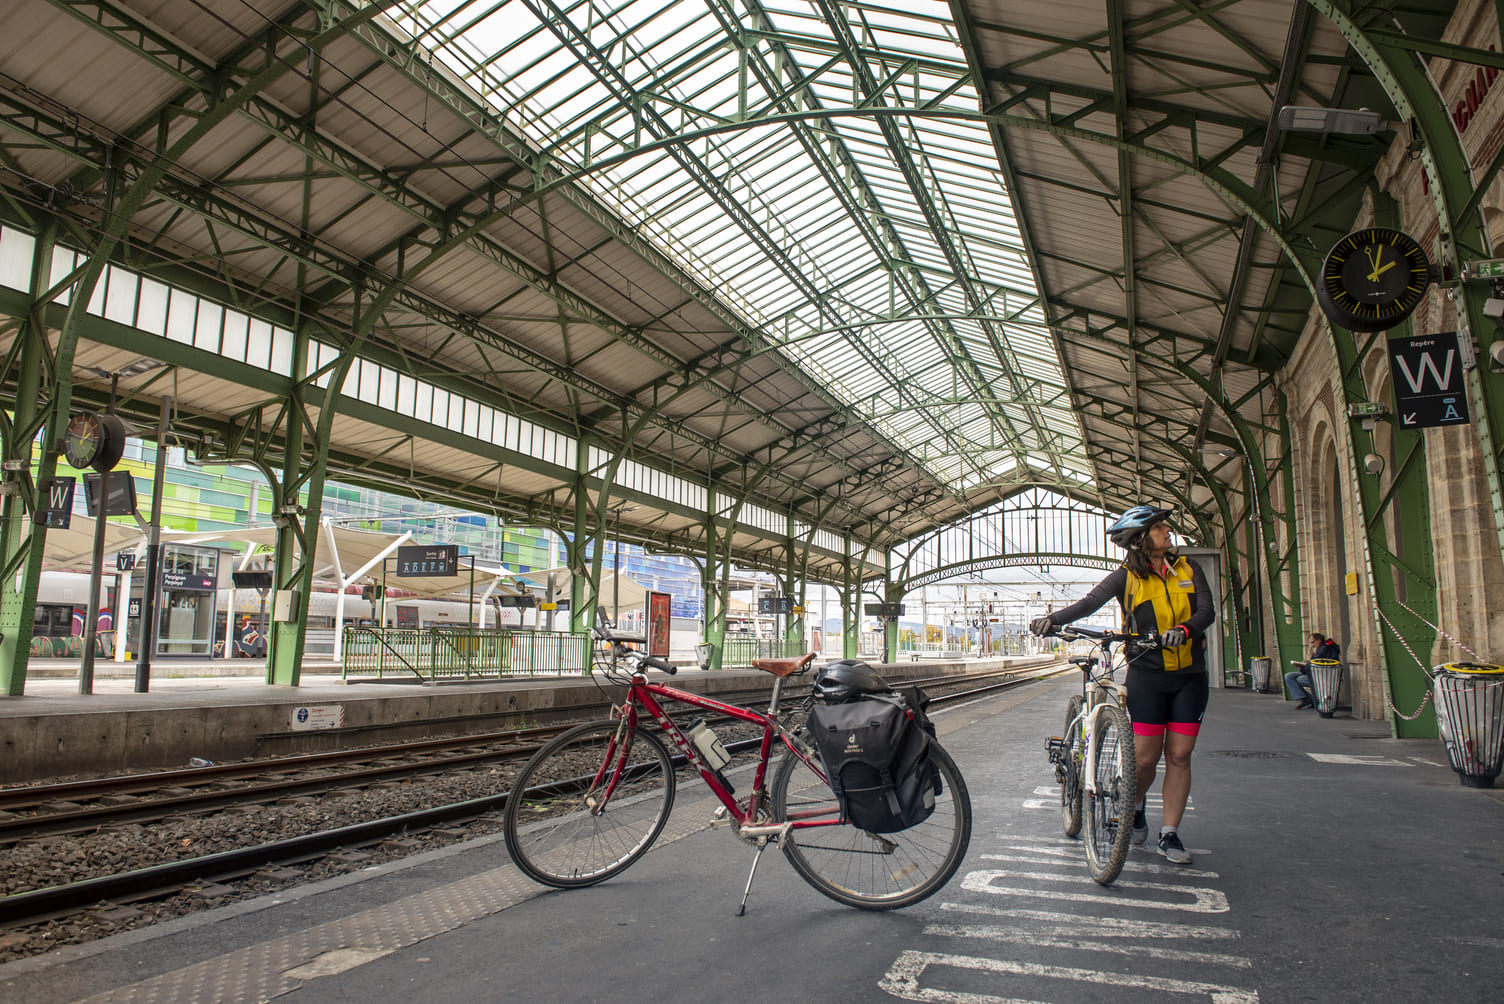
[{"left": 900, "top": 552, "right": 1119, "bottom": 593}]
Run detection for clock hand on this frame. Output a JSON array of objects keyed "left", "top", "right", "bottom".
[
  {"left": 1370, "top": 260, "right": 1396, "bottom": 279},
  {"left": 1365, "top": 246, "right": 1387, "bottom": 282}
]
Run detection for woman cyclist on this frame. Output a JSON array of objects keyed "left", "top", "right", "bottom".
[{"left": 1029, "top": 505, "right": 1215, "bottom": 865}]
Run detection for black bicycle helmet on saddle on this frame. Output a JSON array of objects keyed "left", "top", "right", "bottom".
[
  {"left": 812, "top": 660, "right": 889, "bottom": 702},
  {"left": 1106, "top": 505, "right": 1173, "bottom": 549}
]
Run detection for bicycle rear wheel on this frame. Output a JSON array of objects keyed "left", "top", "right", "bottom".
[
  {"left": 1059, "top": 694, "right": 1084, "bottom": 837},
  {"left": 772, "top": 740, "right": 971, "bottom": 910},
  {"left": 1084, "top": 703, "right": 1136, "bottom": 885},
  {"left": 503, "top": 719, "right": 675, "bottom": 888}
]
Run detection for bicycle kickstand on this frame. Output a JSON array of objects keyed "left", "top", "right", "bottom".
[{"left": 736, "top": 839, "right": 770, "bottom": 917}]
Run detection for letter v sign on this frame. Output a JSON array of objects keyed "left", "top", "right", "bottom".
[{"left": 1387, "top": 331, "right": 1470, "bottom": 429}]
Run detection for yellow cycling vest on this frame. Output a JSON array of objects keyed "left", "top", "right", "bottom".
[{"left": 1122, "top": 557, "right": 1197, "bottom": 671}]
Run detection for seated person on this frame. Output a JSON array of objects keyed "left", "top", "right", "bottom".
[{"left": 1285, "top": 632, "right": 1340, "bottom": 708}]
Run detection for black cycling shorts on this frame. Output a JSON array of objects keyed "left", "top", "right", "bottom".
[{"left": 1126, "top": 669, "right": 1209, "bottom": 736}]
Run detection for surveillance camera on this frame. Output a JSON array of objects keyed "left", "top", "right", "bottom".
[
  {"left": 1485, "top": 298, "right": 1504, "bottom": 319},
  {"left": 1362, "top": 453, "right": 1385, "bottom": 476}
]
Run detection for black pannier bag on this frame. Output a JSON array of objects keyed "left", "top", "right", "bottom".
[{"left": 806, "top": 685, "right": 943, "bottom": 833}]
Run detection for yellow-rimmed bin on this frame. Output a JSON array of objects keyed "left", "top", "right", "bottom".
[
  {"left": 1308, "top": 658, "right": 1343, "bottom": 717},
  {"left": 1249, "top": 656, "right": 1272, "bottom": 693},
  {"left": 1432, "top": 663, "right": 1504, "bottom": 788}
]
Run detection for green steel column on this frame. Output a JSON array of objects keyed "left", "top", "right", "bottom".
[
  {"left": 702, "top": 484, "right": 725, "bottom": 671},
  {"left": 265, "top": 325, "right": 348, "bottom": 686},
  {"left": 0, "top": 226, "right": 57, "bottom": 696},
  {"left": 784, "top": 515, "right": 801, "bottom": 650},
  {"left": 569, "top": 448, "right": 590, "bottom": 635},
  {"left": 884, "top": 576, "right": 902, "bottom": 664},
  {"left": 842, "top": 531, "right": 857, "bottom": 659}
]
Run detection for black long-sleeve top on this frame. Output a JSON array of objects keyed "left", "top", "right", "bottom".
[{"left": 1049, "top": 556, "right": 1216, "bottom": 673}]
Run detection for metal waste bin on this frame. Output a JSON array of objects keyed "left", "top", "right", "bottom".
[
  {"left": 1432, "top": 663, "right": 1504, "bottom": 788},
  {"left": 1308, "top": 658, "right": 1342, "bottom": 717},
  {"left": 1250, "top": 656, "right": 1272, "bottom": 693}
]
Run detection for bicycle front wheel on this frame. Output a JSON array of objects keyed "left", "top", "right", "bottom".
[
  {"left": 503, "top": 719, "right": 675, "bottom": 888},
  {"left": 1084, "top": 703, "right": 1137, "bottom": 885},
  {"left": 1060, "top": 694, "right": 1084, "bottom": 837},
  {"left": 772, "top": 740, "right": 971, "bottom": 911}
]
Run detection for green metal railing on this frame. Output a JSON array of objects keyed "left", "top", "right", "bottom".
[
  {"left": 719, "top": 636, "right": 806, "bottom": 670},
  {"left": 341, "top": 627, "right": 590, "bottom": 682}
]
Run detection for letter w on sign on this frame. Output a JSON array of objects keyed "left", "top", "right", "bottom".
[{"left": 1387, "top": 330, "right": 1470, "bottom": 429}]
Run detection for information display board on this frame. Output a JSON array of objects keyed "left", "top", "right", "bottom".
[{"left": 396, "top": 544, "right": 459, "bottom": 577}]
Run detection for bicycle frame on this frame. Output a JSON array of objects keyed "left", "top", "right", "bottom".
[
  {"left": 601, "top": 670, "right": 841, "bottom": 837},
  {"left": 1069, "top": 654, "right": 1125, "bottom": 799}
]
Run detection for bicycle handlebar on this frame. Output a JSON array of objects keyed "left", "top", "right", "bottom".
[
  {"left": 638, "top": 653, "right": 677, "bottom": 675},
  {"left": 1051, "top": 624, "right": 1161, "bottom": 650}
]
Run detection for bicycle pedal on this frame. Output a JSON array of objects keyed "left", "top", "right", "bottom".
[{"left": 709, "top": 806, "right": 733, "bottom": 829}]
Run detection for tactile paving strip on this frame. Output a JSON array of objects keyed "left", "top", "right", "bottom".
[{"left": 80, "top": 795, "right": 726, "bottom": 1002}]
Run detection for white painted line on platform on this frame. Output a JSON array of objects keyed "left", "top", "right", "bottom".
[
  {"left": 920, "top": 924, "right": 1252, "bottom": 968},
  {"left": 879, "top": 950, "right": 1259, "bottom": 1003},
  {"left": 938, "top": 903, "right": 1241, "bottom": 941},
  {"left": 980, "top": 851, "right": 1220, "bottom": 880},
  {"left": 1306, "top": 752, "right": 1411, "bottom": 766},
  {"left": 960, "top": 869, "right": 1229, "bottom": 913},
  {"left": 1408, "top": 756, "right": 1448, "bottom": 768}
]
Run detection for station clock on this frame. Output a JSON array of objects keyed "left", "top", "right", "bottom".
[
  {"left": 1315, "top": 227, "right": 1432, "bottom": 333},
  {"left": 63, "top": 411, "right": 126, "bottom": 472}
]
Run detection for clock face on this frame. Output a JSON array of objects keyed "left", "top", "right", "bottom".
[
  {"left": 62, "top": 411, "right": 126, "bottom": 472},
  {"left": 1316, "top": 227, "right": 1431, "bottom": 333},
  {"left": 64, "top": 412, "right": 104, "bottom": 470}
]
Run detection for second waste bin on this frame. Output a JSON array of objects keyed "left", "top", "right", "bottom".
[
  {"left": 1250, "top": 656, "right": 1272, "bottom": 693},
  {"left": 1432, "top": 663, "right": 1504, "bottom": 788},
  {"left": 1308, "top": 658, "right": 1342, "bottom": 717}
]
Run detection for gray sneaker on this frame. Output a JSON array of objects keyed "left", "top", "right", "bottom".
[
  {"left": 1157, "top": 830, "right": 1191, "bottom": 864},
  {"left": 1131, "top": 806, "right": 1148, "bottom": 845}
]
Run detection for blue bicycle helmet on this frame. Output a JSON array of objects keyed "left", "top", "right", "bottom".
[{"left": 1106, "top": 505, "right": 1174, "bottom": 549}]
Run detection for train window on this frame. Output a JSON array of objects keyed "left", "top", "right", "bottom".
[{"left": 33, "top": 604, "right": 74, "bottom": 637}]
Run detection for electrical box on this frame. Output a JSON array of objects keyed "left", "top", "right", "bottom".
[{"left": 272, "top": 589, "right": 301, "bottom": 622}]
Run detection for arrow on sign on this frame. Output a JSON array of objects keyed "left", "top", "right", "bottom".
[{"left": 1403, "top": 413, "right": 1417, "bottom": 425}]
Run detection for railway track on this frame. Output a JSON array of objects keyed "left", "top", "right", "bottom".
[{"left": 0, "top": 663, "right": 1065, "bottom": 936}]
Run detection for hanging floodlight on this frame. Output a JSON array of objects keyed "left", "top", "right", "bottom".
[{"left": 1276, "top": 105, "right": 1387, "bottom": 135}]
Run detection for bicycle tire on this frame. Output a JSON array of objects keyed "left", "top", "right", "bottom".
[
  {"left": 1060, "top": 694, "right": 1084, "bottom": 837},
  {"left": 772, "top": 738, "right": 971, "bottom": 911},
  {"left": 1084, "top": 703, "right": 1136, "bottom": 885},
  {"left": 503, "top": 719, "right": 675, "bottom": 888}
]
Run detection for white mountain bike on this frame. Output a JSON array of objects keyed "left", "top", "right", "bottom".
[{"left": 1045, "top": 625, "right": 1158, "bottom": 885}]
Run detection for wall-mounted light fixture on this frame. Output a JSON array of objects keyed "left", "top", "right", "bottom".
[{"left": 1277, "top": 105, "right": 1388, "bottom": 135}]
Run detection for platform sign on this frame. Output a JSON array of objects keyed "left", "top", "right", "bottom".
[
  {"left": 396, "top": 544, "right": 459, "bottom": 577},
  {"left": 290, "top": 705, "right": 345, "bottom": 731},
  {"left": 1388, "top": 331, "right": 1471, "bottom": 429},
  {"left": 864, "top": 603, "right": 905, "bottom": 619},
  {"left": 759, "top": 596, "right": 795, "bottom": 614},
  {"left": 34, "top": 477, "right": 74, "bottom": 528}
]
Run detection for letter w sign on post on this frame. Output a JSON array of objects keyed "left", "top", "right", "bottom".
[{"left": 1387, "top": 331, "right": 1471, "bottom": 429}]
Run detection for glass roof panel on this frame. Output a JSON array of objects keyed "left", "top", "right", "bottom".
[{"left": 391, "top": 0, "right": 1088, "bottom": 493}]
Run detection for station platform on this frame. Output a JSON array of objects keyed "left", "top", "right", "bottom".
[
  {"left": 0, "top": 656, "right": 1019, "bottom": 784},
  {"left": 1, "top": 676, "right": 1498, "bottom": 1003}
]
